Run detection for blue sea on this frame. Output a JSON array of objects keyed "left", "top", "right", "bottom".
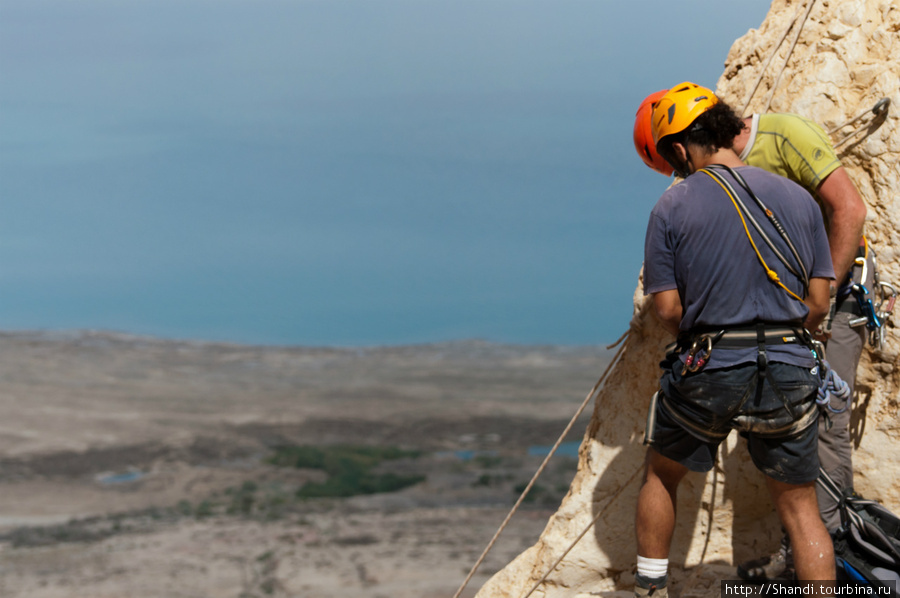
[{"left": 0, "top": 0, "right": 771, "bottom": 347}]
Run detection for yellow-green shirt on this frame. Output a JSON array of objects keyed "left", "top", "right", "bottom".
[{"left": 740, "top": 113, "right": 841, "bottom": 196}]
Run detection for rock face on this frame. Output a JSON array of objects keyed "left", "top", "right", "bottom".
[{"left": 475, "top": 1, "right": 900, "bottom": 596}]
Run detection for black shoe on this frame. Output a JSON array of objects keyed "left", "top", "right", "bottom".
[
  {"left": 737, "top": 549, "right": 794, "bottom": 582},
  {"left": 634, "top": 573, "right": 668, "bottom": 597}
]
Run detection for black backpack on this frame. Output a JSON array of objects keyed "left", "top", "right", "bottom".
[{"left": 817, "top": 468, "right": 900, "bottom": 596}]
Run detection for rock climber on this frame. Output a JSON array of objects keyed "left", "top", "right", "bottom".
[
  {"left": 634, "top": 86, "right": 869, "bottom": 581},
  {"left": 634, "top": 82, "right": 835, "bottom": 596}
]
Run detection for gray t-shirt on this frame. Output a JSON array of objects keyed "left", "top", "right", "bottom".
[{"left": 643, "top": 165, "right": 833, "bottom": 368}]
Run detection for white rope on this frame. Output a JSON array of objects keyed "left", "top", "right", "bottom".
[
  {"left": 698, "top": 452, "right": 722, "bottom": 564},
  {"left": 450, "top": 334, "right": 629, "bottom": 598},
  {"left": 740, "top": 7, "right": 801, "bottom": 116},
  {"left": 521, "top": 467, "right": 643, "bottom": 598},
  {"left": 761, "top": 0, "right": 817, "bottom": 113}
]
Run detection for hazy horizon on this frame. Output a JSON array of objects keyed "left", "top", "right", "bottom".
[{"left": 0, "top": 0, "right": 772, "bottom": 347}]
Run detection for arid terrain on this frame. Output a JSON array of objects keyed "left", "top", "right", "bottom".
[{"left": 0, "top": 331, "right": 612, "bottom": 597}]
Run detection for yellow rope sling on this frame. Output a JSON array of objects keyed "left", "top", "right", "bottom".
[{"left": 699, "top": 168, "right": 806, "bottom": 303}]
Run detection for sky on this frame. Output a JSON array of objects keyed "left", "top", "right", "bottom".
[{"left": 0, "top": 0, "right": 772, "bottom": 347}]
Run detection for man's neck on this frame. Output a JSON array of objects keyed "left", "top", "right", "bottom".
[{"left": 690, "top": 147, "right": 744, "bottom": 172}]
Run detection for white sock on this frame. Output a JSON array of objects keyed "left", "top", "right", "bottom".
[{"left": 637, "top": 555, "right": 668, "bottom": 580}]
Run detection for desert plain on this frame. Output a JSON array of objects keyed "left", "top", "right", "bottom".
[{"left": 0, "top": 331, "right": 612, "bottom": 598}]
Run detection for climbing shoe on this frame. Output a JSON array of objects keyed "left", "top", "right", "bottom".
[
  {"left": 736, "top": 546, "right": 794, "bottom": 582},
  {"left": 634, "top": 573, "right": 668, "bottom": 597}
]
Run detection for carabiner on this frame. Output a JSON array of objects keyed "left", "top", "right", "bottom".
[
  {"left": 855, "top": 256, "right": 869, "bottom": 287},
  {"left": 871, "top": 281, "right": 896, "bottom": 350},
  {"left": 876, "top": 281, "right": 897, "bottom": 316},
  {"left": 682, "top": 335, "right": 713, "bottom": 374},
  {"left": 852, "top": 284, "right": 881, "bottom": 330}
]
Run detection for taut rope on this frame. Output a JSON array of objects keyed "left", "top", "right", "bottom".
[{"left": 451, "top": 334, "right": 629, "bottom": 598}]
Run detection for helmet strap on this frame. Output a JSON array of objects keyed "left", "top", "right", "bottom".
[{"left": 666, "top": 141, "right": 693, "bottom": 179}]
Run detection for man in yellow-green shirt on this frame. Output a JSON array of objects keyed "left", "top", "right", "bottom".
[
  {"left": 731, "top": 112, "right": 868, "bottom": 580},
  {"left": 734, "top": 113, "right": 866, "bottom": 294}
]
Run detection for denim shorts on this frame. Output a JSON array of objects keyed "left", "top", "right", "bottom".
[{"left": 645, "top": 358, "right": 820, "bottom": 484}]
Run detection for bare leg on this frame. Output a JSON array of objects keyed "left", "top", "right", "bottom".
[
  {"left": 635, "top": 448, "right": 690, "bottom": 558},
  {"left": 765, "top": 476, "right": 834, "bottom": 581}
]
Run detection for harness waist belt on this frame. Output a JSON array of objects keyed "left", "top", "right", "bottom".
[
  {"left": 682, "top": 326, "right": 807, "bottom": 350},
  {"left": 715, "top": 327, "right": 805, "bottom": 349}
]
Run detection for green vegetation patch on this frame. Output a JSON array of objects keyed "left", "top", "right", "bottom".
[{"left": 268, "top": 444, "right": 425, "bottom": 499}]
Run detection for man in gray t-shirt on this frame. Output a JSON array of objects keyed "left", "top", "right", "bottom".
[
  {"left": 631, "top": 82, "right": 834, "bottom": 598},
  {"left": 644, "top": 165, "right": 833, "bottom": 369}
]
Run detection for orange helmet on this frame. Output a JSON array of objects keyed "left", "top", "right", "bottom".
[
  {"left": 633, "top": 89, "right": 673, "bottom": 176},
  {"left": 650, "top": 82, "right": 719, "bottom": 145}
]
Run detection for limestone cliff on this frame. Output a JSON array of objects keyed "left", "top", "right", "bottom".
[{"left": 475, "top": 1, "right": 900, "bottom": 596}]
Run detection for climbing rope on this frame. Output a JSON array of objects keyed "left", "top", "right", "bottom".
[
  {"left": 816, "top": 362, "right": 851, "bottom": 413},
  {"left": 740, "top": 6, "right": 802, "bottom": 116},
  {"left": 521, "top": 467, "right": 643, "bottom": 598},
  {"left": 761, "top": 0, "right": 817, "bottom": 114},
  {"left": 700, "top": 167, "right": 807, "bottom": 303},
  {"left": 739, "top": 0, "right": 816, "bottom": 116},
  {"left": 450, "top": 335, "right": 629, "bottom": 598}
]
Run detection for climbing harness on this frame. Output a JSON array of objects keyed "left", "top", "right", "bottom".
[
  {"left": 667, "top": 325, "right": 822, "bottom": 435},
  {"left": 700, "top": 165, "right": 810, "bottom": 301}
]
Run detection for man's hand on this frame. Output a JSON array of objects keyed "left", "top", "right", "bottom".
[{"left": 814, "top": 283, "right": 838, "bottom": 340}]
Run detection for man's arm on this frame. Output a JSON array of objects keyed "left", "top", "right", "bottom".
[
  {"left": 652, "top": 289, "right": 682, "bottom": 337},
  {"left": 804, "top": 277, "right": 832, "bottom": 332},
  {"left": 817, "top": 166, "right": 867, "bottom": 285}
]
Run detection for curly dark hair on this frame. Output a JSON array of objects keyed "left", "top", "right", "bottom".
[{"left": 657, "top": 101, "right": 744, "bottom": 162}]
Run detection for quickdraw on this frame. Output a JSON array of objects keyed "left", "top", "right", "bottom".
[
  {"left": 849, "top": 283, "right": 881, "bottom": 331},
  {"left": 846, "top": 250, "right": 896, "bottom": 349},
  {"left": 829, "top": 97, "right": 891, "bottom": 149},
  {"left": 870, "top": 281, "right": 896, "bottom": 350}
]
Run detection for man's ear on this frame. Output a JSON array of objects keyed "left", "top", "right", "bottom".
[{"left": 670, "top": 141, "right": 688, "bottom": 163}]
